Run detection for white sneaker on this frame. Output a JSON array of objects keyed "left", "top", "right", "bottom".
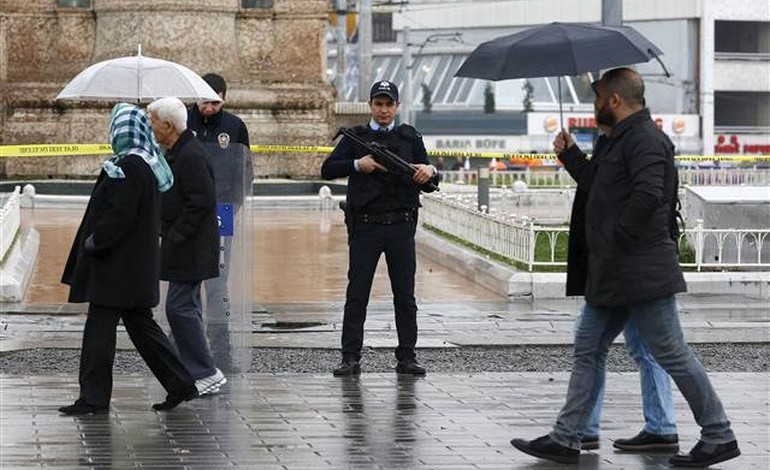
[{"left": 195, "top": 368, "right": 227, "bottom": 396}]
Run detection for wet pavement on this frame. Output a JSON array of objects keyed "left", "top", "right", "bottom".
[
  {"left": 1, "top": 372, "right": 767, "bottom": 469},
  {"left": 2, "top": 204, "right": 769, "bottom": 469},
  {"left": 21, "top": 207, "right": 504, "bottom": 306}
]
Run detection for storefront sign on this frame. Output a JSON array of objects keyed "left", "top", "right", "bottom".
[
  {"left": 527, "top": 112, "right": 700, "bottom": 138},
  {"left": 715, "top": 134, "right": 770, "bottom": 155}
]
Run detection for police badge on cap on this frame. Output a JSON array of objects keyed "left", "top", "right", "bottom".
[
  {"left": 370, "top": 80, "right": 399, "bottom": 101},
  {"left": 218, "top": 132, "right": 230, "bottom": 149}
]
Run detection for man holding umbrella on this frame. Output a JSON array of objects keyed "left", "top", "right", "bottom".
[{"left": 511, "top": 68, "right": 740, "bottom": 467}]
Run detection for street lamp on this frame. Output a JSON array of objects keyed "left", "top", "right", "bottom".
[{"left": 402, "top": 30, "right": 464, "bottom": 125}]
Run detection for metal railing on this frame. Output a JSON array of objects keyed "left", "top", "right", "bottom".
[
  {"left": 683, "top": 220, "right": 770, "bottom": 271},
  {"left": 0, "top": 186, "right": 21, "bottom": 262},
  {"left": 678, "top": 167, "right": 770, "bottom": 186},
  {"left": 441, "top": 168, "right": 574, "bottom": 188},
  {"left": 421, "top": 193, "right": 568, "bottom": 271},
  {"left": 440, "top": 167, "right": 770, "bottom": 188},
  {"left": 421, "top": 192, "right": 769, "bottom": 271}
]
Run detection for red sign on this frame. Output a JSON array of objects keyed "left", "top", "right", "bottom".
[{"left": 715, "top": 135, "right": 770, "bottom": 155}]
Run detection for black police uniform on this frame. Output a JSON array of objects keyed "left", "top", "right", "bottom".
[{"left": 321, "top": 124, "right": 439, "bottom": 364}]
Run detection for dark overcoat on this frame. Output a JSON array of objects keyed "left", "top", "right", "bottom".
[
  {"left": 558, "top": 109, "right": 686, "bottom": 307},
  {"left": 61, "top": 154, "right": 161, "bottom": 308},
  {"left": 159, "top": 130, "right": 219, "bottom": 282},
  {"left": 562, "top": 135, "right": 611, "bottom": 296}
]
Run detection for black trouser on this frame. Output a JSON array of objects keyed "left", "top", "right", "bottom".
[
  {"left": 78, "top": 303, "right": 195, "bottom": 407},
  {"left": 341, "top": 219, "right": 418, "bottom": 362}
]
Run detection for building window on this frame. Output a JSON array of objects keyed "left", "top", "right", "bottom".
[
  {"left": 373, "top": 12, "right": 397, "bottom": 43},
  {"left": 242, "top": 0, "right": 273, "bottom": 8},
  {"left": 715, "top": 91, "right": 769, "bottom": 127},
  {"left": 57, "top": 0, "right": 91, "bottom": 7},
  {"left": 715, "top": 21, "right": 769, "bottom": 54}
]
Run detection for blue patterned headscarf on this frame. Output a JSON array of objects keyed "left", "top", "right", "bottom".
[{"left": 103, "top": 103, "right": 173, "bottom": 192}]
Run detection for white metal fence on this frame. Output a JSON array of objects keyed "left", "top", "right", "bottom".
[
  {"left": 440, "top": 167, "right": 770, "bottom": 188},
  {"left": 0, "top": 186, "right": 21, "bottom": 262},
  {"left": 421, "top": 193, "right": 770, "bottom": 271},
  {"left": 682, "top": 220, "right": 770, "bottom": 271}
]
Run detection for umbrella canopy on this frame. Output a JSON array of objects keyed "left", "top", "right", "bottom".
[
  {"left": 56, "top": 52, "right": 221, "bottom": 103},
  {"left": 455, "top": 22, "right": 665, "bottom": 81}
]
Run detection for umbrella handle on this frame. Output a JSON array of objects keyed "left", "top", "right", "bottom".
[
  {"left": 558, "top": 78, "right": 563, "bottom": 129},
  {"left": 650, "top": 50, "right": 671, "bottom": 78}
]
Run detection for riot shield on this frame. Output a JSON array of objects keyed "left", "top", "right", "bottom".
[{"left": 200, "top": 140, "right": 253, "bottom": 374}]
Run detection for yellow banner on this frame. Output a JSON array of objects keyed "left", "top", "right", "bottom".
[{"left": 1, "top": 143, "right": 769, "bottom": 162}]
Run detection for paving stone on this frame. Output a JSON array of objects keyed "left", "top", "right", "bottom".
[{"left": 2, "top": 372, "right": 766, "bottom": 469}]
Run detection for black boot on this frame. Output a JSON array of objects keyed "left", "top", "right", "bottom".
[
  {"left": 668, "top": 440, "right": 740, "bottom": 467},
  {"left": 58, "top": 399, "right": 108, "bottom": 416},
  {"left": 152, "top": 387, "right": 198, "bottom": 411},
  {"left": 396, "top": 360, "right": 426, "bottom": 375},
  {"left": 333, "top": 358, "right": 361, "bottom": 376},
  {"left": 613, "top": 430, "right": 679, "bottom": 452},
  {"left": 511, "top": 434, "right": 579, "bottom": 464}
]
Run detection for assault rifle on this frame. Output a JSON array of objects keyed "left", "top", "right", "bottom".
[{"left": 335, "top": 127, "right": 439, "bottom": 192}]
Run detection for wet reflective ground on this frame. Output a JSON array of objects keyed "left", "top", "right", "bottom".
[
  {"left": 5, "top": 204, "right": 769, "bottom": 470},
  {"left": 2, "top": 372, "right": 767, "bottom": 469},
  {"left": 23, "top": 208, "right": 503, "bottom": 306}
]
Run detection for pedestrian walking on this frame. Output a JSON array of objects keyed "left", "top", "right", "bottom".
[
  {"left": 59, "top": 103, "right": 197, "bottom": 415},
  {"left": 559, "top": 124, "right": 679, "bottom": 453},
  {"left": 147, "top": 97, "right": 227, "bottom": 396},
  {"left": 321, "top": 80, "right": 440, "bottom": 376},
  {"left": 511, "top": 68, "right": 740, "bottom": 468}
]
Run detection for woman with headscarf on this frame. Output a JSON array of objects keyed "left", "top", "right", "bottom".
[{"left": 59, "top": 103, "right": 198, "bottom": 415}]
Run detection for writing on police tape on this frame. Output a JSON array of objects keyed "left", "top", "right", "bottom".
[{"left": 0, "top": 143, "right": 768, "bottom": 162}]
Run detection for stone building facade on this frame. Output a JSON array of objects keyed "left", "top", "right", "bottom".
[{"left": 0, "top": 0, "right": 335, "bottom": 179}]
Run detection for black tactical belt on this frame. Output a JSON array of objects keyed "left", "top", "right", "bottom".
[{"left": 356, "top": 209, "right": 416, "bottom": 225}]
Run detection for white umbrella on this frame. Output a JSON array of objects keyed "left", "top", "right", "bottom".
[{"left": 56, "top": 46, "right": 220, "bottom": 103}]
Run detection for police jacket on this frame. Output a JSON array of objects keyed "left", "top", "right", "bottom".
[
  {"left": 62, "top": 154, "right": 161, "bottom": 308},
  {"left": 320, "top": 124, "right": 439, "bottom": 213},
  {"left": 159, "top": 130, "right": 220, "bottom": 283},
  {"left": 187, "top": 106, "right": 253, "bottom": 205},
  {"left": 558, "top": 109, "right": 686, "bottom": 307}
]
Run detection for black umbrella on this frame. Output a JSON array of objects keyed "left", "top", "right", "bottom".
[{"left": 455, "top": 22, "right": 668, "bottom": 126}]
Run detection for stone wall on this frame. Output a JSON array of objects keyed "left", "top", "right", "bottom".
[{"left": 0, "top": 0, "right": 334, "bottom": 179}]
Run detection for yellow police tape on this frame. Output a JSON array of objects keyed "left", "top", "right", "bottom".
[
  {"left": 1, "top": 142, "right": 769, "bottom": 162},
  {"left": 0, "top": 143, "right": 113, "bottom": 158}
]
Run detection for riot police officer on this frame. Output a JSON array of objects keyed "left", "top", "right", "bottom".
[{"left": 321, "top": 80, "right": 440, "bottom": 376}]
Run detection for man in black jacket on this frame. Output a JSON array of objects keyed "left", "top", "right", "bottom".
[
  {"left": 188, "top": 73, "right": 253, "bottom": 372},
  {"left": 511, "top": 68, "right": 740, "bottom": 468},
  {"left": 556, "top": 124, "right": 678, "bottom": 453},
  {"left": 321, "top": 80, "right": 439, "bottom": 376},
  {"left": 148, "top": 97, "right": 226, "bottom": 396}
]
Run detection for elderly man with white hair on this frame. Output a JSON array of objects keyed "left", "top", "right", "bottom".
[{"left": 147, "top": 97, "right": 227, "bottom": 396}]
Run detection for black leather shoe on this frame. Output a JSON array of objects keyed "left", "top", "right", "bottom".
[
  {"left": 613, "top": 430, "right": 679, "bottom": 452},
  {"left": 58, "top": 400, "right": 108, "bottom": 416},
  {"left": 581, "top": 435, "right": 599, "bottom": 450},
  {"left": 152, "top": 388, "right": 198, "bottom": 411},
  {"left": 511, "top": 434, "right": 579, "bottom": 464},
  {"left": 668, "top": 440, "right": 740, "bottom": 468},
  {"left": 396, "top": 360, "right": 426, "bottom": 375},
  {"left": 333, "top": 359, "right": 361, "bottom": 376}
]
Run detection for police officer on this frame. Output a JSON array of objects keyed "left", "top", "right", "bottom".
[{"left": 321, "top": 80, "right": 440, "bottom": 376}]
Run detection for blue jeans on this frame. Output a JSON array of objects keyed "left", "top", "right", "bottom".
[
  {"left": 579, "top": 309, "right": 677, "bottom": 437},
  {"left": 551, "top": 296, "right": 734, "bottom": 449}
]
